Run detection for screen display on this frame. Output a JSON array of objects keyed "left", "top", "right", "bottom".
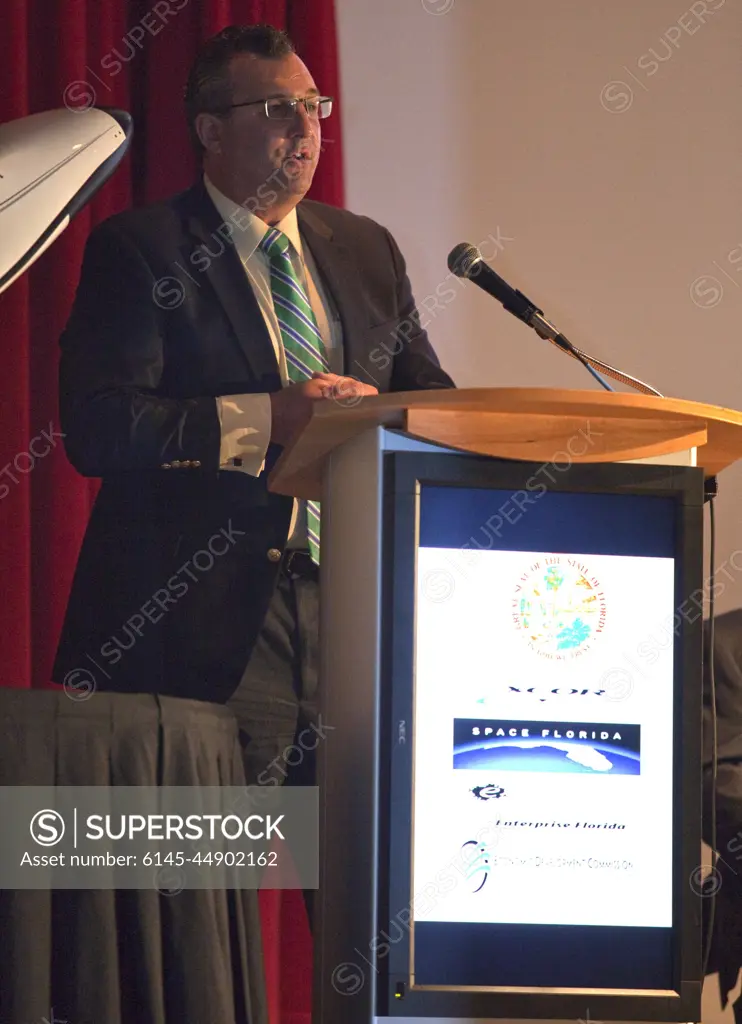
[{"left": 410, "top": 484, "right": 677, "bottom": 989}]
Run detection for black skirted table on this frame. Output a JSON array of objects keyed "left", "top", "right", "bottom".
[{"left": 0, "top": 689, "right": 267, "bottom": 1024}]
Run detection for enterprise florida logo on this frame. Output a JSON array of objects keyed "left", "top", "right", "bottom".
[
  {"left": 453, "top": 718, "right": 641, "bottom": 775},
  {"left": 512, "top": 556, "right": 606, "bottom": 659},
  {"left": 471, "top": 783, "right": 505, "bottom": 801}
]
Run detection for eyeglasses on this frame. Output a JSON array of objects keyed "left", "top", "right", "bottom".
[{"left": 222, "top": 96, "right": 333, "bottom": 120}]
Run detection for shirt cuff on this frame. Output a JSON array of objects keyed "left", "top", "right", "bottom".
[{"left": 216, "top": 394, "right": 271, "bottom": 476}]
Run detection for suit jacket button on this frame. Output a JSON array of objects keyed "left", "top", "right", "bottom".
[
  {"left": 267, "top": 548, "right": 282, "bottom": 563},
  {"left": 171, "top": 460, "right": 181, "bottom": 467},
  {"left": 192, "top": 460, "right": 202, "bottom": 468},
  {"left": 182, "top": 460, "right": 192, "bottom": 468},
  {"left": 161, "top": 463, "right": 172, "bottom": 469}
]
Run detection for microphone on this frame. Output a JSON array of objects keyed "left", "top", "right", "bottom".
[
  {"left": 447, "top": 242, "right": 568, "bottom": 350},
  {"left": 447, "top": 242, "right": 662, "bottom": 397}
]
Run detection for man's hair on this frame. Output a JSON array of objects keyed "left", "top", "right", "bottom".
[{"left": 184, "top": 24, "right": 296, "bottom": 155}]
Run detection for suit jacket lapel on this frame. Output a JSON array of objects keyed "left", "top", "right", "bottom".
[
  {"left": 180, "top": 181, "right": 280, "bottom": 387},
  {"left": 297, "top": 204, "right": 376, "bottom": 387},
  {"left": 178, "top": 185, "right": 375, "bottom": 388}
]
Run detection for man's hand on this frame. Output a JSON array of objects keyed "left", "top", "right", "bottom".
[
  {"left": 312, "top": 372, "right": 378, "bottom": 403},
  {"left": 269, "top": 373, "right": 379, "bottom": 446}
]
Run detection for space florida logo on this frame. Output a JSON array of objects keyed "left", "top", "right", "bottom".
[
  {"left": 453, "top": 718, "right": 641, "bottom": 775},
  {"left": 512, "top": 556, "right": 606, "bottom": 659}
]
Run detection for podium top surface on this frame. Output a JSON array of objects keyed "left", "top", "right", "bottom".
[{"left": 268, "top": 386, "right": 742, "bottom": 499}]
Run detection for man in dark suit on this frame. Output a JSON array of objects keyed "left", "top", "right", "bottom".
[{"left": 53, "top": 24, "right": 453, "bottom": 788}]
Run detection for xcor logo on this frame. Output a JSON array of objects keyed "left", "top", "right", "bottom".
[{"left": 509, "top": 686, "right": 608, "bottom": 702}]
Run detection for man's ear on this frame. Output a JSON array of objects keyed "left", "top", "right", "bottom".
[{"left": 194, "top": 112, "right": 224, "bottom": 156}]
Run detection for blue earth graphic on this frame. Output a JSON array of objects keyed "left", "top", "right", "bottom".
[{"left": 453, "top": 739, "right": 639, "bottom": 775}]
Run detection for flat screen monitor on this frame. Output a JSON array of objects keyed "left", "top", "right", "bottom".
[{"left": 381, "top": 454, "right": 702, "bottom": 1018}]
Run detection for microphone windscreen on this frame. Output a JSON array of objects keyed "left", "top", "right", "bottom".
[{"left": 447, "top": 242, "right": 480, "bottom": 278}]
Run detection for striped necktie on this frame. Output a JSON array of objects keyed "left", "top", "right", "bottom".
[{"left": 259, "top": 227, "right": 329, "bottom": 563}]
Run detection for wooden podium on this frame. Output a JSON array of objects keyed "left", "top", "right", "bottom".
[
  {"left": 269, "top": 387, "right": 742, "bottom": 498},
  {"left": 269, "top": 388, "right": 742, "bottom": 1024}
]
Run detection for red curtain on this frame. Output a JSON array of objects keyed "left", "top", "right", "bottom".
[{"left": 0, "top": 2, "right": 343, "bottom": 1020}]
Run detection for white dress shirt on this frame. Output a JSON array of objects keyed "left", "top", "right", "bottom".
[{"left": 204, "top": 174, "right": 343, "bottom": 546}]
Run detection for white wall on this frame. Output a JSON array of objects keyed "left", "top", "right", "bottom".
[
  {"left": 336, "top": 3, "right": 742, "bottom": 1021},
  {"left": 337, "top": 0, "right": 742, "bottom": 614}
]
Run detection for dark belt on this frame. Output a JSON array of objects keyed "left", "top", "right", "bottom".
[{"left": 282, "top": 549, "right": 319, "bottom": 582}]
